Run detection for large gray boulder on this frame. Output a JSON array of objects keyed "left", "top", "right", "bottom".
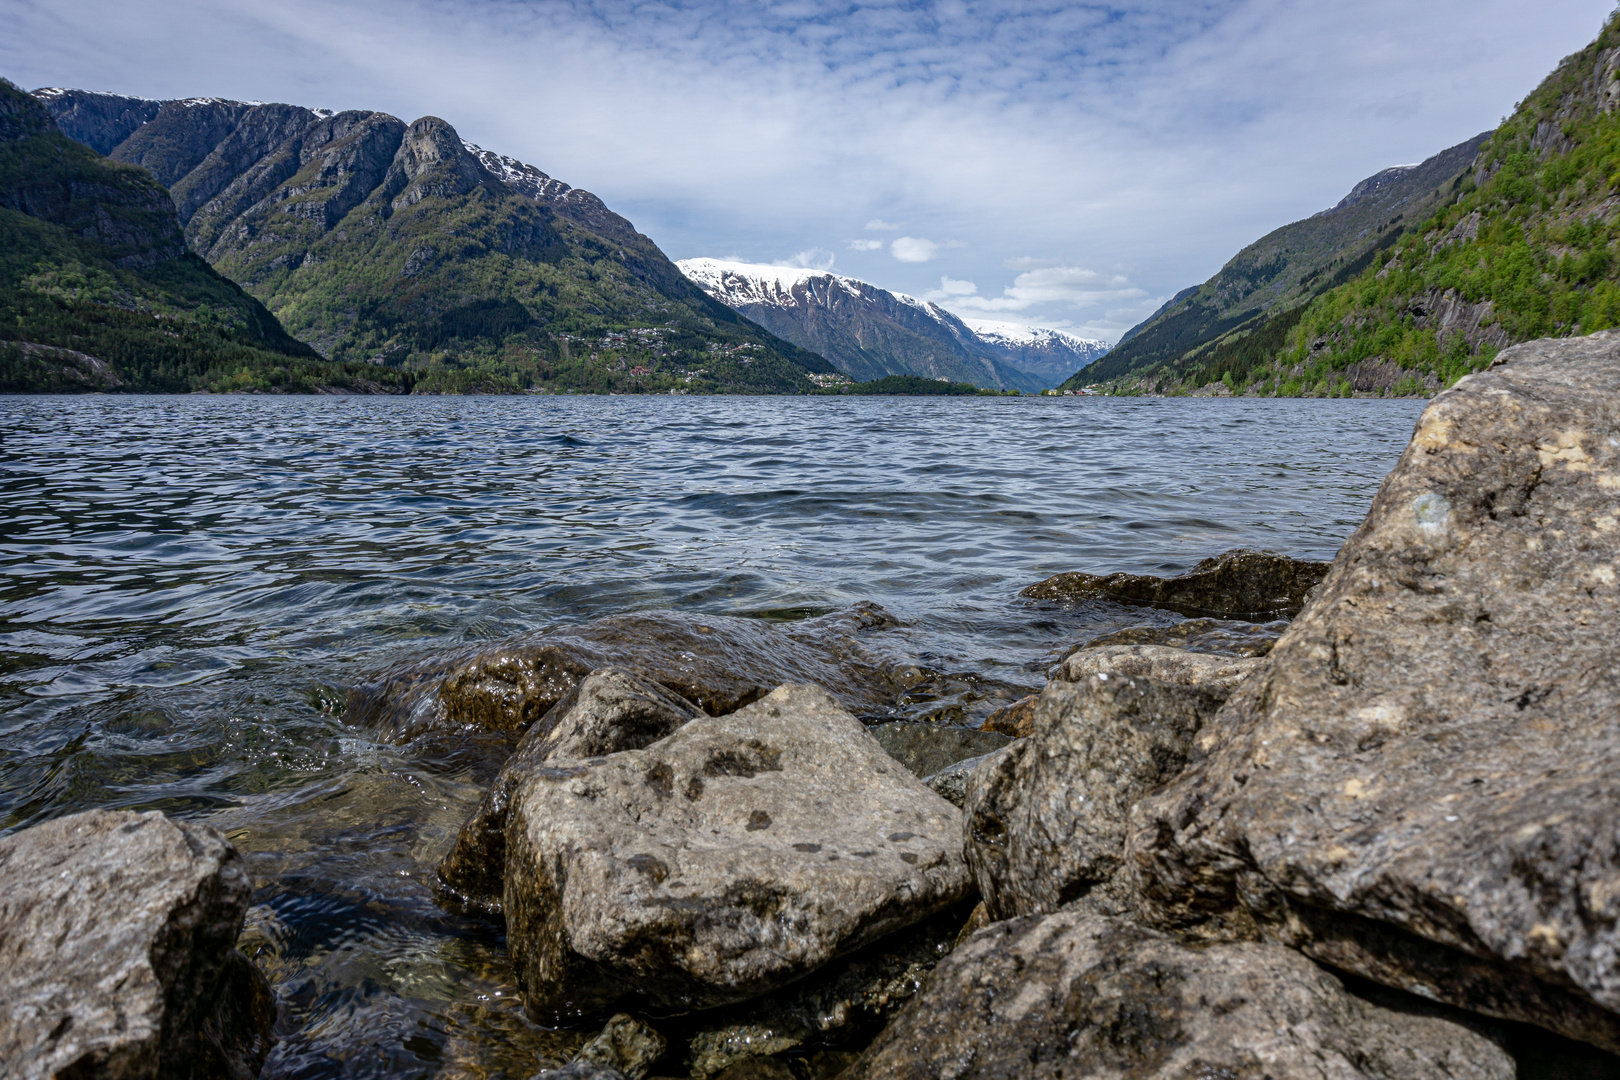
[
  {"left": 0, "top": 809, "right": 274, "bottom": 1080},
  {"left": 353, "top": 603, "right": 906, "bottom": 740},
  {"left": 504, "top": 684, "right": 971, "bottom": 1024},
  {"left": 840, "top": 912, "right": 1514, "bottom": 1080},
  {"left": 1021, "top": 547, "right": 1330, "bottom": 618},
  {"left": 438, "top": 667, "right": 700, "bottom": 912},
  {"left": 965, "top": 674, "right": 1226, "bottom": 920},
  {"left": 1127, "top": 332, "right": 1620, "bottom": 1050}
]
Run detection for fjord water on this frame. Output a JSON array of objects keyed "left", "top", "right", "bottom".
[{"left": 0, "top": 394, "right": 1423, "bottom": 1078}]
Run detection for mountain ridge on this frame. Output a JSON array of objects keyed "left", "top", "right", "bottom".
[
  {"left": 679, "top": 258, "right": 1106, "bottom": 390},
  {"left": 32, "top": 87, "right": 833, "bottom": 394}
]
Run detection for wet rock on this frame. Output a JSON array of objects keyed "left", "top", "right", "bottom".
[
  {"left": 354, "top": 604, "right": 904, "bottom": 739},
  {"left": 865, "top": 722, "right": 1009, "bottom": 778},
  {"left": 682, "top": 903, "right": 970, "bottom": 1077},
  {"left": 504, "top": 683, "right": 971, "bottom": 1024},
  {"left": 920, "top": 753, "right": 993, "bottom": 809},
  {"left": 979, "top": 695, "right": 1035, "bottom": 738},
  {"left": 0, "top": 809, "right": 275, "bottom": 1080},
  {"left": 1053, "top": 643, "right": 1263, "bottom": 691},
  {"left": 1021, "top": 546, "right": 1329, "bottom": 618},
  {"left": 1077, "top": 615, "right": 1290, "bottom": 657},
  {"left": 965, "top": 673, "right": 1226, "bottom": 920},
  {"left": 841, "top": 912, "right": 1514, "bottom": 1080},
  {"left": 438, "top": 667, "right": 700, "bottom": 912},
  {"left": 573, "top": 1014, "right": 667, "bottom": 1080},
  {"left": 1127, "top": 332, "right": 1620, "bottom": 1051}
]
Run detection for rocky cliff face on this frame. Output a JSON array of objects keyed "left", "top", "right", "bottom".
[
  {"left": 33, "top": 88, "right": 829, "bottom": 389},
  {"left": 678, "top": 259, "right": 1053, "bottom": 390}
]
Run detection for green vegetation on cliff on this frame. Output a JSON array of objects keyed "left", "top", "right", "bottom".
[
  {"left": 0, "top": 80, "right": 408, "bottom": 394},
  {"left": 1080, "top": 13, "right": 1620, "bottom": 398}
]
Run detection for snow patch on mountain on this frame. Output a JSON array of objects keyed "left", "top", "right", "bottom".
[{"left": 960, "top": 317, "right": 1108, "bottom": 353}]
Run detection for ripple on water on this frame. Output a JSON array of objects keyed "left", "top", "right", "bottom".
[{"left": 0, "top": 393, "right": 1424, "bottom": 1074}]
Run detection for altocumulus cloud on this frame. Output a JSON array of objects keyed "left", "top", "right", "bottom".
[{"left": 0, "top": 0, "right": 1610, "bottom": 338}]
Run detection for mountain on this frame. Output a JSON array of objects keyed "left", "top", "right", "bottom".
[
  {"left": 1077, "top": 11, "right": 1620, "bottom": 399},
  {"left": 32, "top": 89, "right": 833, "bottom": 394},
  {"left": 677, "top": 259, "right": 1100, "bottom": 390},
  {"left": 1070, "top": 129, "right": 1491, "bottom": 389},
  {"left": 958, "top": 318, "right": 1110, "bottom": 386},
  {"left": 0, "top": 79, "right": 403, "bottom": 393}
]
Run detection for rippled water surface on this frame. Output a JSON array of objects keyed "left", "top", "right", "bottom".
[{"left": 0, "top": 394, "right": 1425, "bottom": 1077}]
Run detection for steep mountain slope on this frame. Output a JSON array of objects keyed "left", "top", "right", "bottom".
[
  {"left": 1090, "top": 12, "right": 1620, "bottom": 399},
  {"left": 1071, "top": 130, "right": 1490, "bottom": 388},
  {"left": 959, "top": 318, "right": 1109, "bottom": 385},
  {"left": 678, "top": 259, "right": 1087, "bottom": 391},
  {"left": 34, "top": 89, "right": 832, "bottom": 394},
  {"left": 0, "top": 79, "right": 396, "bottom": 393}
]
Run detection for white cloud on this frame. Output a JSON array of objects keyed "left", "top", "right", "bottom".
[
  {"left": 865, "top": 219, "right": 899, "bottom": 231},
  {"left": 848, "top": 239, "right": 885, "bottom": 251},
  {"left": 784, "top": 248, "right": 835, "bottom": 270},
  {"left": 936, "top": 264, "right": 1146, "bottom": 317},
  {"left": 891, "top": 237, "right": 939, "bottom": 263}
]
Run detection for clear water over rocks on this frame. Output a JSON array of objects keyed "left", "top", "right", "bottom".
[{"left": 0, "top": 394, "right": 1423, "bottom": 1078}]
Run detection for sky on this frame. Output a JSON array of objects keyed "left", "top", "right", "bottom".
[{"left": 3, "top": 0, "right": 1613, "bottom": 340}]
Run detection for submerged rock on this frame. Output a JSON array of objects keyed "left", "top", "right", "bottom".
[
  {"left": 1052, "top": 642, "right": 1263, "bottom": 691},
  {"left": 841, "top": 912, "right": 1514, "bottom": 1080},
  {"left": 354, "top": 603, "right": 906, "bottom": 739},
  {"left": 865, "top": 722, "right": 1009, "bottom": 778},
  {"left": 571, "top": 1014, "right": 667, "bottom": 1080},
  {"left": 1127, "top": 332, "right": 1620, "bottom": 1051},
  {"left": 504, "top": 684, "right": 971, "bottom": 1024},
  {"left": 965, "top": 673, "right": 1226, "bottom": 920},
  {"left": 0, "top": 809, "right": 274, "bottom": 1080},
  {"left": 1021, "top": 546, "right": 1329, "bottom": 618},
  {"left": 438, "top": 667, "right": 700, "bottom": 912}
]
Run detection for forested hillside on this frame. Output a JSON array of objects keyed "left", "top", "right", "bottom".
[
  {"left": 0, "top": 79, "right": 396, "bottom": 393},
  {"left": 1075, "top": 13, "right": 1620, "bottom": 397}
]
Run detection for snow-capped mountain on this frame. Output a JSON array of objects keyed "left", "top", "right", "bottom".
[
  {"left": 959, "top": 318, "right": 1111, "bottom": 385},
  {"left": 679, "top": 259, "right": 1106, "bottom": 389}
]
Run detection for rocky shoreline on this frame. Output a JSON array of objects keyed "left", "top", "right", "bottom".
[{"left": 5, "top": 331, "right": 1620, "bottom": 1078}]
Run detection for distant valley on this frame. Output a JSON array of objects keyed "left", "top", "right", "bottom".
[{"left": 680, "top": 259, "right": 1107, "bottom": 391}]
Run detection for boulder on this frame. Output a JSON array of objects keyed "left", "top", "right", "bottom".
[
  {"left": 865, "top": 722, "right": 1009, "bottom": 778},
  {"left": 840, "top": 912, "right": 1514, "bottom": 1080},
  {"left": 965, "top": 673, "right": 1226, "bottom": 920},
  {"left": 682, "top": 903, "right": 970, "bottom": 1076},
  {"left": 352, "top": 604, "right": 906, "bottom": 739},
  {"left": 438, "top": 667, "right": 700, "bottom": 912},
  {"left": 0, "top": 809, "right": 274, "bottom": 1080},
  {"left": 504, "top": 684, "right": 971, "bottom": 1024},
  {"left": 571, "top": 1014, "right": 667, "bottom": 1080},
  {"left": 1052, "top": 643, "right": 1263, "bottom": 691},
  {"left": 1021, "top": 546, "right": 1329, "bottom": 618},
  {"left": 1126, "top": 332, "right": 1620, "bottom": 1051}
]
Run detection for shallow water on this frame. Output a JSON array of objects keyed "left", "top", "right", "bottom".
[{"left": 0, "top": 393, "right": 1425, "bottom": 1077}]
